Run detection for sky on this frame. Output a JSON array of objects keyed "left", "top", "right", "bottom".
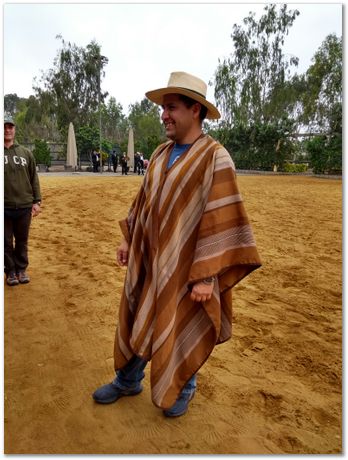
[{"left": 2, "top": 1, "right": 343, "bottom": 115}]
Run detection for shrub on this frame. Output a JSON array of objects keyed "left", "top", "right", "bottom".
[
  {"left": 305, "top": 135, "right": 342, "bottom": 174},
  {"left": 33, "top": 139, "right": 51, "bottom": 166},
  {"left": 283, "top": 163, "right": 308, "bottom": 173}
]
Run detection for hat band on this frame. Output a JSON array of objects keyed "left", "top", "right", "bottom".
[{"left": 175, "top": 86, "right": 207, "bottom": 100}]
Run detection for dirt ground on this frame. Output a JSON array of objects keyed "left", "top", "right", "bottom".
[{"left": 4, "top": 173, "right": 342, "bottom": 454}]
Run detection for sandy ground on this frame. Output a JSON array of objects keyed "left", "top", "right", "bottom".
[{"left": 4, "top": 173, "right": 342, "bottom": 454}]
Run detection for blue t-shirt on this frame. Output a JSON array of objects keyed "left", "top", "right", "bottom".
[{"left": 167, "top": 143, "right": 191, "bottom": 169}]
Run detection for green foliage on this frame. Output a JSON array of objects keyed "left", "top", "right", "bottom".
[
  {"left": 32, "top": 139, "right": 51, "bottom": 166},
  {"left": 305, "top": 135, "right": 342, "bottom": 174},
  {"left": 283, "top": 163, "right": 307, "bottom": 173},
  {"left": 101, "top": 139, "right": 113, "bottom": 156},
  {"left": 128, "top": 98, "right": 165, "bottom": 158},
  {"left": 3, "top": 8, "right": 342, "bottom": 175},
  {"left": 4, "top": 95, "right": 58, "bottom": 144},
  {"left": 326, "top": 133, "right": 342, "bottom": 173},
  {"left": 211, "top": 6, "right": 342, "bottom": 172},
  {"left": 75, "top": 125, "right": 100, "bottom": 160},
  {"left": 214, "top": 4, "right": 300, "bottom": 127},
  {"left": 209, "top": 121, "right": 295, "bottom": 170},
  {"left": 101, "top": 97, "right": 128, "bottom": 144},
  {"left": 75, "top": 125, "right": 112, "bottom": 162},
  {"left": 305, "top": 136, "right": 327, "bottom": 174},
  {"left": 4, "top": 93, "right": 20, "bottom": 116},
  {"left": 99, "top": 150, "right": 110, "bottom": 165},
  {"left": 33, "top": 35, "right": 109, "bottom": 133},
  {"left": 301, "top": 34, "right": 342, "bottom": 133}
]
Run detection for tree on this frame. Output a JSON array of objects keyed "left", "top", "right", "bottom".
[
  {"left": 4, "top": 93, "right": 21, "bottom": 116},
  {"left": 75, "top": 125, "right": 112, "bottom": 164},
  {"left": 6, "top": 95, "right": 60, "bottom": 144},
  {"left": 213, "top": 4, "right": 300, "bottom": 127},
  {"left": 127, "top": 98, "right": 165, "bottom": 158},
  {"left": 32, "top": 139, "right": 51, "bottom": 167},
  {"left": 33, "top": 35, "right": 109, "bottom": 133},
  {"left": 211, "top": 4, "right": 304, "bottom": 170},
  {"left": 301, "top": 34, "right": 342, "bottom": 134},
  {"left": 301, "top": 34, "right": 342, "bottom": 174},
  {"left": 101, "top": 97, "right": 128, "bottom": 145},
  {"left": 208, "top": 121, "right": 295, "bottom": 170}
]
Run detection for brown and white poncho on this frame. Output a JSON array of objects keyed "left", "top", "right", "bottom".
[{"left": 114, "top": 134, "right": 262, "bottom": 409}]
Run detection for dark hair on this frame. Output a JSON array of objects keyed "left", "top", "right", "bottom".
[{"left": 178, "top": 95, "right": 208, "bottom": 122}]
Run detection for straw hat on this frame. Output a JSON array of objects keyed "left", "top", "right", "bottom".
[{"left": 145, "top": 71, "right": 221, "bottom": 120}]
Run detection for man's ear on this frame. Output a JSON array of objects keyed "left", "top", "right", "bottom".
[{"left": 192, "top": 102, "right": 201, "bottom": 119}]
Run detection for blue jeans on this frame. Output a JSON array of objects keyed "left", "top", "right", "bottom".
[{"left": 113, "top": 355, "right": 197, "bottom": 395}]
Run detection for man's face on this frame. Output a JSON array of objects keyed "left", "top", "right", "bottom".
[
  {"left": 161, "top": 94, "right": 197, "bottom": 143},
  {"left": 4, "top": 123, "right": 15, "bottom": 145}
]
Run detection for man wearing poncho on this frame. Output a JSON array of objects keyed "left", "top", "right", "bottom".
[{"left": 93, "top": 72, "right": 262, "bottom": 417}]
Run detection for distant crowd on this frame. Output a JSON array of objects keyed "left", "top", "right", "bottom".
[{"left": 91, "top": 150, "right": 148, "bottom": 175}]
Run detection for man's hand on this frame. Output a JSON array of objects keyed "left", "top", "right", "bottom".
[
  {"left": 117, "top": 238, "right": 129, "bottom": 266},
  {"left": 31, "top": 203, "right": 41, "bottom": 217},
  {"left": 190, "top": 281, "right": 214, "bottom": 303}
]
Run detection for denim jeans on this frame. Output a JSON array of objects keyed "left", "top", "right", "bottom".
[
  {"left": 113, "top": 355, "right": 147, "bottom": 391},
  {"left": 113, "top": 355, "right": 197, "bottom": 395}
]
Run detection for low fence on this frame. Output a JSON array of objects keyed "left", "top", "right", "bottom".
[{"left": 40, "top": 160, "right": 92, "bottom": 172}]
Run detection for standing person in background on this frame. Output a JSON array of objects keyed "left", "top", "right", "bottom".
[
  {"left": 138, "top": 152, "right": 144, "bottom": 175},
  {"left": 120, "top": 153, "right": 128, "bottom": 175},
  {"left": 134, "top": 152, "right": 140, "bottom": 174},
  {"left": 4, "top": 116, "right": 42, "bottom": 286},
  {"left": 111, "top": 150, "right": 118, "bottom": 173},
  {"left": 93, "top": 72, "right": 262, "bottom": 417},
  {"left": 92, "top": 150, "right": 99, "bottom": 173}
]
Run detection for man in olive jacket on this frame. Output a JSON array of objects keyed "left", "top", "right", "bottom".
[{"left": 4, "top": 117, "right": 42, "bottom": 286}]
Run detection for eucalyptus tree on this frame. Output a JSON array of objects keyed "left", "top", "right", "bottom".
[
  {"left": 213, "top": 4, "right": 300, "bottom": 127},
  {"left": 301, "top": 34, "right": 342, "bottom": 134},
  {"left": 211, "top": 4, "right": 302, "bottom": 170},
  {"left": 33, "top": 35, "right": 108, "bottom": 135},
  {"left": 302, "top": 34, "right": 342, "bottom": 174},
  {"left": 4, "top": 93, "right": 21, "bottom": 117}
]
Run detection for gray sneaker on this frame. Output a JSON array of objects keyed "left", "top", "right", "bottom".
[
  {"left": 163, "top": 391, "right": 195, "bottom": 417},
  {"left": 18, "top": 271, "right": 30, "bottom": 284},
  {"left": 92, "top": 382, "right": 143, "bottom": 404},
  {"left": 6, "top": 272, "right": 19, "bottom": 286}
]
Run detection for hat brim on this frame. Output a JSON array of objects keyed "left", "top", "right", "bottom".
[{"left": 145, "top": 87, "right": 221, "bottom": 120}]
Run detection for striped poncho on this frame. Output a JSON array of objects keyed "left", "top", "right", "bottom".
[{"left": 114, "top": 134, "right": 261, "bottom": 409}]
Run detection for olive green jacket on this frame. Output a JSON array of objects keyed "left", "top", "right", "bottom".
[{"left": 4, "top": 143, "right": 41, "bottom": 208}]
